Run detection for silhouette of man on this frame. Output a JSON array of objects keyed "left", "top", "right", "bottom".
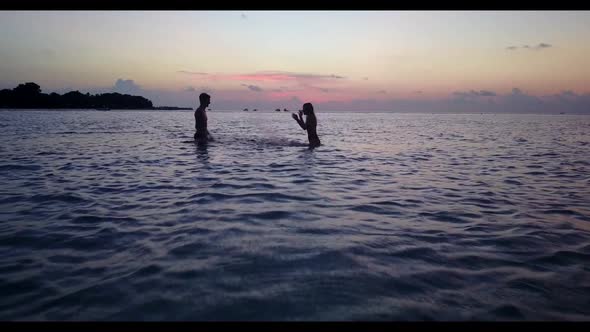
[
  {"left": 194, "top": 93, "right": 214, "bottom": 143},
  {"left": 292, "top": 102, "right": 321, "bottom": 148}
]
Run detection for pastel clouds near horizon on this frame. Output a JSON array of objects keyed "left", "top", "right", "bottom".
[{"left": 1, "top": 11, "right": 590, "bottom": 112}]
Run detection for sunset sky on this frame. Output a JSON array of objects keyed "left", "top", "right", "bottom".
[{"left": 1, "top": 11, "right": 589, "bottom": 112}]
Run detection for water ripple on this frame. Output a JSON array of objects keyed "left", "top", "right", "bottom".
[{"left": 0, "top": 111, "right": 589, "bottom": 320}]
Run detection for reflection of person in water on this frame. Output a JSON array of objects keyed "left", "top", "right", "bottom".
[
  {"left": 194, "top": 140, "right": 210, "bottom": 166},
  {"left": 292, "top": 102, "right": 321, "bottom": 148},
  {"left": 194, "top": 93, "right": 214, "bottom": 143}
]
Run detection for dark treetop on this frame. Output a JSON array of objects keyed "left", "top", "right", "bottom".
[{"left": 0, "top": 82, "right": 154, "bottom": 109}]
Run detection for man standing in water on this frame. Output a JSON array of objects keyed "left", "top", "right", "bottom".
[
  {"left": 292, "top": 102, "right": 321, "bottom": 148},
  {"left": 194, "top": 93, "right": 214, "bottom": 143}
]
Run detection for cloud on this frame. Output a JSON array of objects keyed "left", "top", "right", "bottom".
[
  {"left": 104, "top": 79, "right": 169, "bottom": 106},
  {"left": 177, "top": 70, "right": 346, "bottom": 100},
  {"left": 377, "top": 90, "right": 387, "bottom": 94},
  {"left": 560, "top": 90, "right": 577, "bottom": 97},
  {"left": 268, "top": 86, "right": 306, "bottom": 94},
  {"left": 241, "top": 84, "right": 263, "bottom": 92},
  {"left": 177, "top": 70, "right": 346, "bottom": 82},
  {"left": 478, "top": 90, "right": 497, "bottom": 96},
  {"left": 97, "top": 82, "right": 590, "bottom": 114},
  {"left": 504, "top": 87, "right": 542, "bottom": 107},
  {"left": 113, "top": 79, "right": 142, "bottom": 95},
  {"left": 306, "top": 87, "right": 590, "bottom": 113},
  {"left": 233, "top": 71, "right": 346, "bottom": 81},
  {"left": 184, "top": 86, "right": 213, "bottom": 94},
  {"left": 363, "top": 77, "right": 369, "bottom": 80},
  {"left": 535, "top": 43, "right": 552, "bottom": 49},
  {"left": 414, "top": 90, "right": 423, "bottom": 94},
  {"left": 291, "top": 96, "right": 302, "bottom": 104},
  {"left": 300, "top": 83, "right": 336, "bottom": 93},
  {"left": 177, "top": 70, "right": 208, "bottom": 75},
  {"left": 505, "top": 43, "right": 552, "bottom": 51},
  {"left": 453, "top": 90, "right": 497, "bottom": 98}
]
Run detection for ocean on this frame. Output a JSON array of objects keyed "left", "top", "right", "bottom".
[{"left": 0, "top": 109, "right": 589, "bottom": 320}]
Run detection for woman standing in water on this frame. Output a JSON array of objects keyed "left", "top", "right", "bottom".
[{"left": 292, "top": 102, "right": 321, "bottom": 148}]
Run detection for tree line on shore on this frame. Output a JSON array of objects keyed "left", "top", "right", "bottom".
[{"left": 0, "top": 82, "right": 166, "bottom": 109}]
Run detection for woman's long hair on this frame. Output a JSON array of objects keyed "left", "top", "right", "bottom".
[{"left": 303, "top": 102, "right": 316, "bottom": 119}]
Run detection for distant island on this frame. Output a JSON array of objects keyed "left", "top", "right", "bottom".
[{"left": 0, "top": 82, "right": 190, "bottom": 110}]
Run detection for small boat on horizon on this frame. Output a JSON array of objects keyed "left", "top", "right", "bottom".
[
  {"left": 243, "top": 108, "right": 249, "bottom": 112},
  {"left": 96, "top": 107, "right": 111, "bottom": 111},
  {"left": 253, "top": 109, "right": 258, "bottom": 112}
]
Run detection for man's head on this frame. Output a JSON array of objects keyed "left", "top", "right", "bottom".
[
  {"left": 199, "top": 93, "right": 211, "bottom": 107},
  {"left": 302, "top": 102, "right": 314, "bottom": 115}
]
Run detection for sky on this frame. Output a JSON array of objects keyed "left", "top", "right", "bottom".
[{"left": 1, "top": 11, "right": 590, "bottom": 112}]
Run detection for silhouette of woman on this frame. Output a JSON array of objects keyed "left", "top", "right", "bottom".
[{"left": 292, "top": 102, "right": 321, "bottom": 148}]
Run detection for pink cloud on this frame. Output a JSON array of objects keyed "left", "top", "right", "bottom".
[
  {"left": 178, "top": 70, "right": 346, "bottom": 83},
  {"left": 230, "top": 73, "right": 298, "bottom": 81}
]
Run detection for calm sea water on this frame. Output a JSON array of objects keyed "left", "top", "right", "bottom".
[{"left": 0, "top": 110, "right": 589, "bottom": 321}]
